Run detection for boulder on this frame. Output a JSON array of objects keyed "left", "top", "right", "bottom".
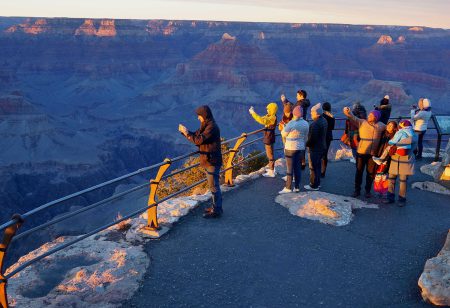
[{"left": 418, "top": 230, "right": 450, "bottom": 306}]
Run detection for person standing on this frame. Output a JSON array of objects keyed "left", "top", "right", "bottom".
[
  {"left": 295, "top": 89, "right": 311, "bottom": 121},
  {"left": 305, "top": 103, "right": 327, "bottom": 191},
  {"left": 279, "top": 103, "right": 293, "bottom": 145},
  {"left": 279, "top": 106, "right": 309, "bottom": 193},
  {"left": 383, "top": 120, "right": 418, "bottom": 206},
  {"left": 343, "top": 107, "right": 386, "bottom": 198},
  {"left": 373, "top": 120, "right": 398, "bottom": 172},
  {"left": 249, "top": 102, "right": 278, "bottom": 177},
  {"left": 411, "top": 98, "right": 432, "bottom": 160},
  {"left": 345, "top": 102, "right": 367, "bottom": 163},
  {"left": 179, "top": 105, "right": 223, "bottom": 218},
  {"left": 375, "top": 95, "right": 392, "bottom": 125},
  {"left": 295, "top": 89, "right": 310, "bottom": 169},
  {"left": 321, "top": 102, "right": 335, "bottom": 177}
]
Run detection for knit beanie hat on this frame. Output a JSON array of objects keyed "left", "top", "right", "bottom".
[
  {"left": 293, "top": 106, "right": 302, "bottom": 118},
  {"left": 399, "top": 119, "right": 412, "bottom": 128},
  {"left": 311, "top": 103, "right": 323, "bottom": 116},
  {"left": 369, "top": 110, "right": 381, "bottom": 121},
  {"left": 322, "top": 102, "right": 331, "bottom": 112}
]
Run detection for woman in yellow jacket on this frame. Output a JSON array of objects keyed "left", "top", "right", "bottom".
[{"left": 249, "top": 102, "right": 278, "bottom": 177}]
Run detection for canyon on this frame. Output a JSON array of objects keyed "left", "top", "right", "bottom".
[{"left": 0, "top": 17, "right": 449, "bottom": 230}]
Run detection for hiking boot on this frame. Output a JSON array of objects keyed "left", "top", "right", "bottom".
[
  {"left": 398, "top": 197, "right": 407, "bottom": 207},
  {"left": 352, "top": 191, "right": 361, "bottom": 198},
  {"left": 278, "top": 187, "right": 293, "bottom": 194},
  {"left": 203, "top": 208, "right": 223, "bottom": 219},
  {"left": 304, "top": 184, "right": 319, "bottom": 191}
]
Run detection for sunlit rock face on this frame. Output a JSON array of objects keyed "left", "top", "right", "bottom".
[
  {"left": 377, "top": 35, "right": 394, "bottom": 45},
  {"left": 75, "top": 19, "right": 97, "bottom": 36},
  {"left": 97, "top": 20, "right": 117, "bottom": 37},
  {"left": 275, "top": 191, "right": 378, "bottom": 226},
  {"left": 418, "top": 230, "right": 450, "bottom": 306}
]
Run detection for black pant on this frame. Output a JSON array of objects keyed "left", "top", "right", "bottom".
[
  {"left": 415, "top": 130, "right": 426, "bottom": 158},
  {"left": 355, "top": 153, "right": 376, "bottom": 193},
  {"left": 321, "top": 139, "right": 332, "bottom": 176},
  {"left": 308, "top": 150, "right": 323, "bottom": 188}
]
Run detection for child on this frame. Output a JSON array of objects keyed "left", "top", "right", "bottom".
[{"left": 373, "top": 120, "right": 414, "bottom": 165}]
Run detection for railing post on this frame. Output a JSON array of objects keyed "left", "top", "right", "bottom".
[
  {"left": 224, "top": 133, "right": 247, "bottom": 186},
  {"left": 145, "top": 159, "right": 172, "bottom": 231},
  {"left": 0, "top": 214, "right": 24, "bottom": 308},
  {"left": 435, "top": 134, "right": 442, "bottom": 162}
]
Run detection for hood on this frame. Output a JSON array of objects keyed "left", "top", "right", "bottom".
[
  {"left": 266, "top": 102, "right": 278, "bottom": 116},
  {"left": 195, "top": 105, "right": 214, "bottom": 121},
  {"left": 380, "top": 98, "right": 390, "bottom": 106}
]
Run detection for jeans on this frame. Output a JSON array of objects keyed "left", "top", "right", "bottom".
[
  {"left": 265, "top": 144, "right": 275, "bottom": 170},
  {"left": 308, "top": 150, "right": 323, "bottom": 188},
  {"left": 205, "top": 166, "right": 222, "bottom": 211},
  {"left": 285, "top": 150, "right": 303, "bottom": 189},
  {"left": 355, "top": 153, "right": 376, "bottom": 193},
  {"left": 415, "top": 130, "right": 426, "bottom": 158},
  {"left": 351, "top": 147, "right": 358, "bottom": 160}
]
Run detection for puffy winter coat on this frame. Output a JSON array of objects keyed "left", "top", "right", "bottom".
[
  {"left": 185, "top": 105, "right": 222, "bottom": 168},
  {"left": 411, "top": 109, "right": 432, "bottom": 132},
  {"left": 345, "top": 113, "right": 386, "bottom": 156},
  {"left": 250, "top": 103, "right": 278, "bottom": 145},
  {"left": 388, "top": 130, "right": 418, "bottom": 176},
  {"left": 295, "top": 99, "right": 311, "bottom": 120}
]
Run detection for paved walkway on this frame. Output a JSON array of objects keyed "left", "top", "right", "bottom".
[{"left": 126, "top": 159, "right": 450, "bottom": 307}]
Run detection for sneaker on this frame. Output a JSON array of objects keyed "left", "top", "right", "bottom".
[
  {"left": 352, "top": 191, "right": 360, "bottom": 197},
  {"left": 204, "top": 207, "right": 213, "bottom": 213},
  {"left": 293, "top": 188, "right": 300, "bottom": 193},
  {"left": 282, "top": 176, "right": 287, "bottom": 181},
  {"left": 304, "top": 184, "right": 319, "bottom": 191},
  {"left": 278, "top": 187, "right": 293, "bottom": 194},
  {"left": 263, "top": 170, "right": 276, "bottom": 178},
  {"left": 203, "top": 209, "right": 223, "bottom": 219},
  {"left": 372, "top": 157, "right": 382, "bottom": 165},
  {"left": 350, "top": 158, "right": 356, "bottom": 164}
]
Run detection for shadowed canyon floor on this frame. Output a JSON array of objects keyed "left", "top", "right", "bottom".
[{"left": 126, "top": 159, "right": 449, "bottom": 307}]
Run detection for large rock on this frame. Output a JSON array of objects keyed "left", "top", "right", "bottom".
[
  {"left": 275, "top": 191, "right": 378, "bottom": 226},
  {"left": 420, "top": 138, "right": 450, "bottom": 188},
  {"left": 418, "top": 230, "right": 450, "bottom": 306}
]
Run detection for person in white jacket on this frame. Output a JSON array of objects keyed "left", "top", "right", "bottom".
[
  {"left": 279, "top": 106, "right": 309, "bottom": 193},
  {"left": 410, "top": 98, "right": 432, "bottom": 160}
]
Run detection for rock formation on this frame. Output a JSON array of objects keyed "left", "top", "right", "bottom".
[
  {"left": 75, "top": 19, "right": 97, "bottom": 36},
  {"left": 418, "top": 230, "right": 450, "bottom": 306},
  {"left": 377, "top": 35, "right": 394, "bottom": 45},
  {"left": 96, "top": 20, "right": 116, "bottom": 37}
]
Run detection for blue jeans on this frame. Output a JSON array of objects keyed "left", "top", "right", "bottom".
[
  {"left": 205, "top": 166, "right": 222, "bottom": 211},
  {"left": 285, "top": 150, "right": 303, "bottom": 189},
  {"left": 308, "top": 150, "right": 323, "bottom": 189}
]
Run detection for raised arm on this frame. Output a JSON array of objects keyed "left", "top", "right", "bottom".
[
  {"left": 343, "top": 107, "right": 364, "bottom": 127},
  {"left": 185, "top": 124, "right": 215, "bottom": 146}
]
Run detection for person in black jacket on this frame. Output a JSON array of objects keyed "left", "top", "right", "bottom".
[
  {"left": 321, "top": 102, "right": 335, "bottom": 178},
  {"left": 375, "top": 95, "right": 392, "bottom": 125},
  {"left": 295, "top": 89, "right": 311, "bottom": 120},
  {"left": 305, "top": 103, "right": 328, "bottom": 190},
  {"left": 179, "top": 105, "right": 223, "bottom": 218}
]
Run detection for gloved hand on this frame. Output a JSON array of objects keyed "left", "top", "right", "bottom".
[{"left": 249, "top": 106, "right": 255, "bottom": 114}]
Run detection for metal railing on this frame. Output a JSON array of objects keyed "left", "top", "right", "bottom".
[{"left": 0, "top": 127, "right": 273, "bottom": 308}]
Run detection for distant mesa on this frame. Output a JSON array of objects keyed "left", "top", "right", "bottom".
[
  {"left": 75, "top": 19, "right": 116, "bottom": 37},
  {"left": 365, "top": 26, "right": 374, "bottom": 30},
  {"left": 291, "top": 23, "right": 302, "bottom": 28},
  {"left": 75, "top": 19, "right": 97, "bottom": 36},
  {"left": 221, "top": 33, "right": 236, "bottom": 41},
  {"left": 376, "top": 35, "right": 394, "bottom": 45},
  {"left": 96, "top": 20, "right": 117, "bottom": 37},
  {"left": 5, "top": 18, "right": 49, "bottom": 35},
  {"left": 409, "top": 26, "right": 424, "bottom": 32}
]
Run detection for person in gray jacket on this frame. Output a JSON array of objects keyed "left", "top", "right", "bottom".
[
  {"left": 305, "top": 103, "right": 327, "bottom": 190},
  {"left": 411, "top": 98, "right": 432, "bottom": 160}
]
